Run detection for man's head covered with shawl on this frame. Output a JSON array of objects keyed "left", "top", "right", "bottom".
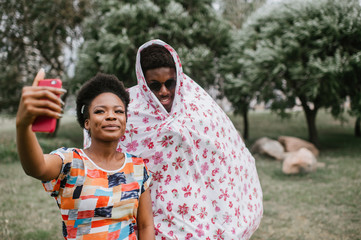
[
  {"left": 140, "top": 44, "right": 177, "bottom": 113},
  {"left": 84, "top": 39, "right": 263, "bottom": 239}
]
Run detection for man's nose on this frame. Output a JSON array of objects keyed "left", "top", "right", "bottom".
[{"left": 158, "top": 84, "right": 169, "bottom": 95}]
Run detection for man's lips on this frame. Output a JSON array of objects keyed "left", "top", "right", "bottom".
[{"left": 160, "top": 97, "right": 171, "bottom": 105}]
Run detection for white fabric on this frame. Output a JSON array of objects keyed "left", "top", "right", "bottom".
[{"left": 84, "top": 39, "right": 263, "bottom": 239}]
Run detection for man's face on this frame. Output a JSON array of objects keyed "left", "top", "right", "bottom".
[{"left": 145, "top": 67, "right": 176, "bottom": 112}]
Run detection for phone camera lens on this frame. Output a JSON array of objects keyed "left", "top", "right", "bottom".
[{"left": 51, "top": 80, "right": 57, "bottom": 85}]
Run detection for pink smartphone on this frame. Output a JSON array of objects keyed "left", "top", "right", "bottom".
[{"left": 31, "top": 79, "right": 63, "bottom": 133}]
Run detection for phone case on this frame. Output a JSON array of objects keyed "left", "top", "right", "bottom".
[{"left": 31, "top": 79, "right": 62, "bottom": 133}]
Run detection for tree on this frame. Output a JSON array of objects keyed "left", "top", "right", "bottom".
[
  {"left": 344, "top": 52, "right": 361, "bottom": 137},
  {"left": 223, "top": 73, "right": 253, "bottom": 140},
  {"left": 218, "top": 0, "right": 266, "bottom": 28},
  {"left": 0, "top": 0, "right": 91, "bottom": 114},
  {"left": 217, "top": 0, "right": 266, "bottom": 140},
  {"left": 72, "top": 0, "right": 232, "bottom": 91},
  {"left": 225, "top": 0, "right": 361, "bottom": 145}
]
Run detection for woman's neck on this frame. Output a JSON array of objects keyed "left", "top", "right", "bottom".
[{"left": 84, "top": 140, "right": 124, "bottom": 170}]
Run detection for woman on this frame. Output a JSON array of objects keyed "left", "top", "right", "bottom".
[
  {"left": 16, "top": 70, "right": 155, "bottom": 240},
  {"left": 85, "top": 40, "right": 263, "bottom": 239}
]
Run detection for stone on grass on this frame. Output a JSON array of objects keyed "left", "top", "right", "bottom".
[
  {"left": 251, "top": 137, "right": 285, "bottom": 160},
  {"left": 278, "top": 136, "right": 319, "bottom": 157},
  {"left": 282, "top": 148, "right": 318, "bottom": 174}
]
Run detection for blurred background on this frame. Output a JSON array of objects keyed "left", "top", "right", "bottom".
[{"left": 0, "top": 0, "right": 360, "bottom": 239}]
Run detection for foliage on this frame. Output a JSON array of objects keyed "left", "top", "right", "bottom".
[
  {"left": 225, "top": 0, "right": 361, "bottom": 145},
  {"left": 222, "top": 70, "right": 254, "bottom": 139},
  {"left": 217, "top": 0, "right": 267, "bottom": 139},
  {"left": 72, "top": 0, "right": 232, "bottom": 91},
  {"left": 217, "top": 0, "right": 266, "bottom": 28},
  {"left": 0, "top": 0, "right": 91, "bottom": 114}
]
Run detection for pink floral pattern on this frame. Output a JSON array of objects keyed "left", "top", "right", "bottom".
[{"left": 84, "top": 39, "right": 263, "bottom": 239}]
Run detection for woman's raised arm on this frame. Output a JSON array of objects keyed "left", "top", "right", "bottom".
[{"left": 16, "top": 69, "right": 65, "bottom": 181}]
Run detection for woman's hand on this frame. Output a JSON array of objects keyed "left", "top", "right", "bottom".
[
  {"left": 16, "top": 69, "right": 65, "bottom": 181},
  {"left": 137, "top": 188, "right": 155, "bottom": 240},
  {"left": 16, "top": 69, "right": 66, "bottom": 130}
]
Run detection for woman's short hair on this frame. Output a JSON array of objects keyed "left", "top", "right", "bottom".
[
  {"left": 76, "top": 73, "right": 130, "bottom": 128},
  {"left": 140, "top": 44, "right": 176, "bottom": 75}
]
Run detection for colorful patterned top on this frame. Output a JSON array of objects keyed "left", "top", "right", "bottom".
[{"left": 42, "top": 147, "right": 152, "bottom": 240}]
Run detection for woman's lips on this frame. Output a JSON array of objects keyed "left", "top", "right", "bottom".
[{"left": 102, "top": 125, "right": 120, "bottom": 130}]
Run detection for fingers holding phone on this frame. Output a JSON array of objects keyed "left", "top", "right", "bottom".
[
  {"left": 16, "top": 69, "right": 66, "bottom": 132},
  {"left": 32, "top": 68, "right": 45, "bottom": 86},
  {"left": 32, "top": 79, "right": 65, "bottom": 132}
]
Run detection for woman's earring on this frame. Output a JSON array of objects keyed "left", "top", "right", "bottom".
[{"left": 85, "top": 120, "right": 91, "bottom": 137}]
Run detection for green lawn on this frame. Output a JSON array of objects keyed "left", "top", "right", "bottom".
[
  {"left": 0, "top": 115, "right": 82, "bottom": 240},
  {"left": 0, "top": 111, "right": 360, "bottom": 239}
]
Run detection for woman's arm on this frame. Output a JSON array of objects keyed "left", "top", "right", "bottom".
[
  {"left": 16, "top": 69, "right": 64, "bottom": 181},
  {"left": 137, "top": 188, "right": 155, "bottom": 240}
]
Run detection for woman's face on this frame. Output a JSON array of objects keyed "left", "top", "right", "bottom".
[
  {"left": 85, "top": 92, "right": 126, "bottom": 142},
  {"left": 145, "top": 67, "right": 176, "bottom": 113}
]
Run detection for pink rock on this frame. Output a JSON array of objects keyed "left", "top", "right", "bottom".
[
  {"left": 278, "top": 136, "right": 319, "bottom": 157},
  {"left": 282, "top": 148, "right": 317, "bottom": 174},
  {"left": 251, "top": 137, "right": 285, "bottom": 160}
]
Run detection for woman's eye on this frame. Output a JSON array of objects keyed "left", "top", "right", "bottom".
[
  {"left": 94, "top": 110, "right": 104, "bottom": 114},
  {"left": 115, "top": 110, "right": 125, "bottom": 114}
]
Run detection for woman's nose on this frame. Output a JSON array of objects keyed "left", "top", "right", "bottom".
[{"left": 106, "top": 111, "right": 116, "bottom": 120}]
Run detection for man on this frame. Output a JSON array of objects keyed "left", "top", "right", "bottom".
[{"left": 85, "top": 39, "right": 263, "bottom": 239}]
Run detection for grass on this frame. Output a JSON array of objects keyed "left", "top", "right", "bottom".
[
  {"left": 0, "top": 110, "right": 360, "bottom": 239},
  {"left": 233, "top": 110, "right": 361, "bottom": 240},
  {"left": 0, "top": 115, "right": 82, "bottom": 240}
]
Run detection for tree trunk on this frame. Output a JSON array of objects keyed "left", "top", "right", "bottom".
[
  {"left": 355, "top": 116, "right": 361, "bottom": 137},
  {"left": 242, "top": 107, "right": 249, "bottom": 140},
  {"left": 298, "top": 94, "right": 320, "bottom": 146},
  {"left": 303, "top": 109, "right": 319, "bottom": 147}
]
